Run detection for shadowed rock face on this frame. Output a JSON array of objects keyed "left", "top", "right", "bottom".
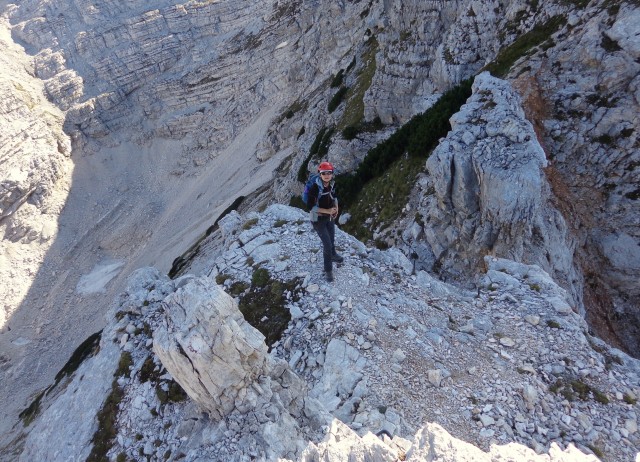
[{"left": 0, "top": 16, "right": 73, "bottom": 329}]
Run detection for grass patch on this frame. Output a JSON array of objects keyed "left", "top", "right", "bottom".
[
  {"left": 156, "top": 380, "right": 188, "bottom": 404},
  {"left": 297, "top": 126, "right": 335, "bottom": 183},
  {"left": 116, "top": 352, "right": 133, "bottom": 378},
  {"left": 586, "top": 444, "right": 605, "bottom": 459},
  {"left": 228, "top": 281, "right": 250, "bottom": 297},
  {"left": 338, "top": 36, "right": 379, "bottom": 132},
  {"left": 331, "top": 69, "right": 345, "bottom": 88},
  {"left": 341, "top": 155, "right": 424, "bottom": 241},
  {"left": 251, "top": 267, "right": 271, "bottom": 287},
  {"left": 18, "top": 390, "right": 46, "bottom": 427},
  {"left": 328, "top": 87, "right": 349, "bottom": 113},
  {"left": 87, "top": 381, "right": 124, "bottom": 462},
  {"left": 483, "top": 15, "right": 567, "bottom": 78},
  {"left": 242, "top": 218, "right": 259, "bottom": 230},
  {"left": 215, "top": 273, "right": 232, "bottom": 285},
  {"left": 549, "top": 377, "right": 610, "bottom": 404},
  {"left": 280, "top": 99, "right": 306, "bottom": 122},
  {"left": 238, "top": 268, "right": 302, "bottom": 349},
  {"left": 139, "top": 355, "right": 162, "bottom": 384},
  {"left": 624, "top": 188, "right": 640, "bottom": 200},
  {"left": 86, "top": 350, "right": 136, "bottom": 462},
  {"left": 336, "top": 79, "right": 472, "bottom": 242},
  {"left": 54, "top": 331, "right": 103, "bottom": 387},
  {"left": 601, "top": 33, "right": 622, "bottom": 52},
  {"left": 546, "top": 320, "right": 561, "bottom": 328}
]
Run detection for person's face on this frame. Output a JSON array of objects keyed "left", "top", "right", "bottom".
[{"left": 320, "top": 171, "right": 333, "bottom": 182}]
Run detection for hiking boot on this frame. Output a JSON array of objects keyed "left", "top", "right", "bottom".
[
  {"left": 331, "top": 253, "right": 344, "bottom": 263},
  {"left": 325, "top": 271, "right": 334, "bottom": 282}
]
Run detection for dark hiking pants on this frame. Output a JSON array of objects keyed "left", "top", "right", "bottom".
[{"left": 312, "top": 218, "right": 336, "bottom": 273}]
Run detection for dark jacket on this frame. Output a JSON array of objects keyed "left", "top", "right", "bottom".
[{"left": 307, "top": 179, "right": 338, "bottom": 222}]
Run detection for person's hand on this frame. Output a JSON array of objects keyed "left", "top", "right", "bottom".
[{"left": 331, "top": 206, "right": 339, "bottom": 219}]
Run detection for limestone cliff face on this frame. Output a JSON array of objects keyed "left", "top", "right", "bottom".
[
  {"left": 6, "top": 0, "right": 369, "bottom": 164},
  {"left": 0, "top": 16, "right": 72, "bottom": 328},
  {"left": 515, "top": 3, "right": 640, "bottom": 354}
]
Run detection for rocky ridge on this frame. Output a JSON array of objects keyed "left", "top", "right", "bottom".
[{"left": 14, "top": 204, "right": 640, "bottom": 461}]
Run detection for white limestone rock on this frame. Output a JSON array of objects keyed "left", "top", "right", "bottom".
[
  {"left": 18, "top": 330, "right": 118, "bottom": 462},
  {"left": 423, "top": 73, "right": 555, "bottom": 277},
  {"left": 405, "top": 422, "right": 600, "bottom": 462},
  {"left": 310, "top": 339, "right": 366, "bottom": 414},
  {"left": 153, "top": 277, "right": 270, "bottom": 420}
]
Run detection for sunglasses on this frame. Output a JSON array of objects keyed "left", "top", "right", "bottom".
[{"left": 320, "top": 171, "right": 333, "bottom": 175}]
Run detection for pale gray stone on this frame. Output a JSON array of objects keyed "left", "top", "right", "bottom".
[
  {"left": 428, "top": 369, "right": 442, "bottom": 387},
  {"left": 522, "top": 385, "right": 538, "bottom": 411},
  {"left": 499, "top": 337, "right": 516, "bottom": 347},
  {"left": 153, "top": 278, "right": 269, "bottom": 420},
  {"left": 525, "top": 315, "right": 540, "bottom": 326}
]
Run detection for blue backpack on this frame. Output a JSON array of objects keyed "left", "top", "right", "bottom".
[{"left": 302, "top": 174, "right": 334, "bottom": 207}]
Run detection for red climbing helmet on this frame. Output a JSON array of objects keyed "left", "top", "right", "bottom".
[{"left": 317, "top": 161, "right": 334, "bottom": 173}]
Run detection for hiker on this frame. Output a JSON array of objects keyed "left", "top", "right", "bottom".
[{"left": 305, "top": 161, "right": 344, "bottom": 282}]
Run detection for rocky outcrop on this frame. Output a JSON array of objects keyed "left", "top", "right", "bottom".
[
  {"left": 154, "top": 280, "right": 272, "bottom": 418},
  {"left": 2, "top": 0, "right": 640, "bottom": 459},
  {"left": 153, "top": 276, "right": 308, "bottom": 424},
  {"left": 412, "top": 72, "right": 581, "bottom": 309}
]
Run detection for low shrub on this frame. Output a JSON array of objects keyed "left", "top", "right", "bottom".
[
  {"left": 483, "top": 15, "right": 567, "bottom": 78},
  {"left": 328, "top": 87, "right": 349, "bottom": 113}
]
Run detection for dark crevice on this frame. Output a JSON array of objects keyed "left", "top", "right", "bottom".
[{"left": 168, "top": 195, "right": 245, "bottom": 279}]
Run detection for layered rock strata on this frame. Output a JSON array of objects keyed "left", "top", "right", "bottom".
[{"left": 0, "top": 17, "right": 72, "bottom": 328}]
